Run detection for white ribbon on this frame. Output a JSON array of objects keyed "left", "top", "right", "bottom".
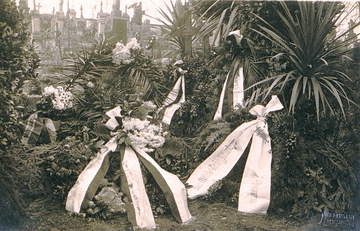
[
  {"left": 66, "top": 105, "right": 192, "bottom": 228},
  {"left": 121, "top": 146, "right": 156, "bottom": 228},
  {"left": 186, "top": 95, "right": 283, "bottom": 213},
  {"left": 161, "top": 68, "right": 186, "bottom": 125},
  {"left": 213, "top": 67, "right": 245, "bottom": 120}
]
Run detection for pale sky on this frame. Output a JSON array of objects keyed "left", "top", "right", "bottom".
[{"left": 22, "top": 0, "right": 175, "bottom": 23}]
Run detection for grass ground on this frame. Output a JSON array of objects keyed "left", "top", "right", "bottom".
[{"left": 3, "top": 196, "right": 358, "bottom": 231}]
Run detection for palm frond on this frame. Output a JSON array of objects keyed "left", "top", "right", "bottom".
[{"left": 115, "top": 62, "right": 167, "bottom": 106}]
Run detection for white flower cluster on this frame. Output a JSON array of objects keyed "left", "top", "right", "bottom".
[
  {"left": 122, "top": 117, "right": 167, "bottom": 153},
  {"left": 112, "top": 38, "right": 141, "bottom": 65},
  {"left": 43, "top": 85, "right": 73, "bottom": 110}
]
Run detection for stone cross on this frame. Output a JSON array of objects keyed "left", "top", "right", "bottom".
[
  {"left": 100, "top": 1, "right": 103, "bottom": 12},
  {"left": 59, "top": 0, "right": 64, "bottom": 13},
  {"left": 113, "top": 0, "right": 120, "bottom": 11},
  {"left": 37, "top": 3, "right": 42, "bottom": 14},
  {"left": 80, "top": 5, "right": 83, "bottom": 18}
]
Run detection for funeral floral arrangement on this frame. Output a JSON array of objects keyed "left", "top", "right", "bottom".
[
  {"left": 67, "top": 97, "right": 192, "bottom": 222},
  {"left": 112, "top": 99, "right": 168, "bottom": 153}
]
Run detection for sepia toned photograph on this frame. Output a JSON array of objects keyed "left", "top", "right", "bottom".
[{"left": 1, "top": 0, "right": 359, "bottom": 230}]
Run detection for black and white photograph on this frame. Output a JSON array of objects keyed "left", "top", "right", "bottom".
[{"left": 1, "top": 0, "right": 359, "bottom": 230}]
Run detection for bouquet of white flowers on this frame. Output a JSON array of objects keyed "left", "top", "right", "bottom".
[
  {"left": 113, "top": 100, "right": 167, "bottom": 153},
  {"left": 43, "top": 85, "right": 74, "bottom": 110},
  {"left": 112, "top": 38, "right": 141, "bottom": 65},
  {"left": 123, "top": 117, "right": 167, "bottom": 153}
]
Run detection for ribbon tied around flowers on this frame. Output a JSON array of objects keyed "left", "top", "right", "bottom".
[
  {"left": 186, "top": 95, "right": 283, "bottom": 213},
  {"left": 66, "top": 106, "right": 193, "bottom": 229}
]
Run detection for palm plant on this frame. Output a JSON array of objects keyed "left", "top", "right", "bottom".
[
  {"left": 63, "top": 36, "right": 114, "bottom": 89},
  {"left": 150, "top": 0, "right": 220, "bottom": 57},
  {"left": 150, "top": 0, "right": 192, "bottom": 56},
  {"left": 250, "top": 1, "right": 360, "bottom": 120},
  {"left": 210, "top": 4, "right": 264, "bottom": 95}
]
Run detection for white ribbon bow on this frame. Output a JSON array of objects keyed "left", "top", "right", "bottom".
[
  {"left": 186, "top": 95, "right": 283, "bottom": 213},
  {"left": 66, "top": 106, "right": 192, "bottom": 229}
]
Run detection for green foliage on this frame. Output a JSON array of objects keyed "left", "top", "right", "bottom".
[
  {"left": 1, "top": 145, "right": 46, "bottom": 200},
  {"left": 63, "top": 36, "right": 114, "bottom": 89},
  {"left": 167, "top": 56, "right": 225, "bottom": 137},
  {"left": 41, "top": 138, "right": 96, "bottom": 200},
  {"left": 192, "top": 1, "right": 288, "bottom": 97},
  {"left": 251, "top": 2, "right": 359, "bottom": 120},
  {"left": 114, "top": 50, "right": 168, "bottom": 106},
  {"left": 0, "top": 0, "right": 39, "bottom": 224},
  {"left": 268, "top": 109, "right": 359, "bottom": 218},
  {"left": 0, "top": 0, "right": 39, "bottom": 149}
]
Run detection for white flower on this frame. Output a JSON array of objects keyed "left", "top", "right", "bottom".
[
  {"left": 112, "top": 38, "right": 141, "bottom": 65},
  {"left": 43, "top": 86, "right": 56, "bottom": 96},
  {"left": 122, "top": 117, "right": 166, "bottom": 153},
  {"left": 126, "top": 38, "right": 141, "bottom": 50},
  {"left": 43, "top": 85, "right": 74, "bottom": 110},
  {"left": 87, "top": 82, "right": 94, "bottom": 88},
  {"left": 142, "top": 101, "right": 157, "bottom": 110}
]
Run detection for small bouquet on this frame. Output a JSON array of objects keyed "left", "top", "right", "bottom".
[
  {"left": 122, "top": 117, "right": 167, "bottom": 153},
  {"left": 43, "top": 85, "right": 74, "bottom": 110},
  {"left": 112, "top": 38, "right": 141, "bottom": 65}
]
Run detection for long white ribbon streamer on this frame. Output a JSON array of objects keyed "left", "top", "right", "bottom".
[
  {"left": 186, "top": 95, "right": 283, "bottom": 213},
  {"left": 162, "top": 72, "right": 186, "bottom": 125},
  {"left": 213, "top": 73, "right": 229, "bottom": 121},
  {"left": 121, "top": 146, "right": 156, "bottom": 228},
  {"left": 66, "top": 136, "right": 117, "bottom": 213},
  {"left": 213, "top": 67, "right": 244, "bottom": 120},
  {"left": 66, "top": 105, "right": 192, "bottom": 228},
  {"left": 132, "top": 145, "right": 193, "bottom": 223},
  {"left": 233, "top": 67, "right": 244, "bottom": 110}
]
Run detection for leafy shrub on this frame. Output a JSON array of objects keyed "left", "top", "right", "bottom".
[
  {"left": 168, "top": 56, "right": 225, "bottom": 137},
  {"left": 268, "top": 108, "right": 359, "bottom": 218},
  {"left": 0, "top": 0, "right": 39, "bottom": 225},
  {"left": 0, "top": 0, "right": 39, "bottom": 149},
  {"left": 41, "top": 137, "right": 97, "bottom": 200}
]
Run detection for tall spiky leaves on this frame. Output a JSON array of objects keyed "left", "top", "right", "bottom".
[
  {"left": 252, "top": 2, "right": 359, "bottom": 120},
  {"left": 150, "top": 0, "right": 193, "bottom": 55}
]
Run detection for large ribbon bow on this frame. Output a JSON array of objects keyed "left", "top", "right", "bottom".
[
  {"left": 186, "top": 95, "right": 283, "bottom": 213},
  {"left": 66, "top": 106, "right": 192, "bottom": 229}
]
